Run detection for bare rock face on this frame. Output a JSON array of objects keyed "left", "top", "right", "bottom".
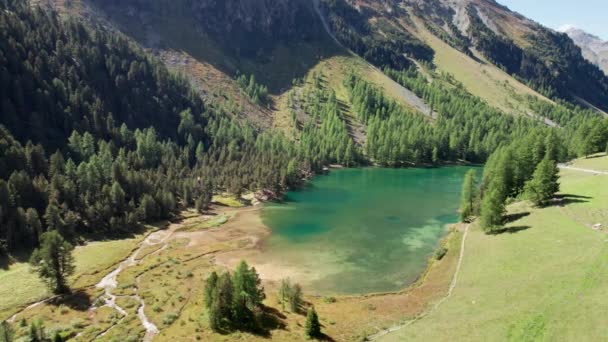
[{"left": 562, "top": 27, "right": 608, "bottom": 75}]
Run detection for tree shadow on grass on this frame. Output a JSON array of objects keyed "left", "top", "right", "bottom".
[
  {"left": 504, "top": 212, "right": 531, "bottom": 223},
  {"left": 257, "top": 305, "right": 287, "bottom": 333},
  {"left": 547, "top": 194, "right": 592, "bottom": 207},
  {"left": 313, "top": 332, "right": 337, "bottom": 342},
  {"left": 49, "top": 290, "right": 92, "bottom": 311},
  {"left": 489, "top": 226, "right": 531, "bottom": 235},
  {"left": 214, "top": 305, "right": 288, "bottom": 338}
]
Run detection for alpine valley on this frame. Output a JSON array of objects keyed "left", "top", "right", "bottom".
[{"left": 1, "top": 0, "right": 608, "bottom": 341}]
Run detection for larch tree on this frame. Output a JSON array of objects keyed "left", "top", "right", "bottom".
[
  {"left": 524, "top": 158, "right": 560, "bottom": 206},
  {"left": 29, "top": 231, "right": 75, "bottom": 294},
  {"left": 305, "top": 306, "right": 322, "bottom": 339},
  {"left": 459, "top": 169, "right": 478, "bottom": 222}
]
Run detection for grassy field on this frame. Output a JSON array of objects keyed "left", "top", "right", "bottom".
[
  {"left": 0, "top": 232, "right": 149, "bottom": 320},
  {"left": 381, "top": 155, "right": 608, "bottom": 341},
  {"left": 1, "top": 203, "right": 467, "bottom": 341}
]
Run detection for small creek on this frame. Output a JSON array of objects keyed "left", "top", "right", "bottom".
[{"left": 93, "top": 228, "right": 174, "bottom": 341}]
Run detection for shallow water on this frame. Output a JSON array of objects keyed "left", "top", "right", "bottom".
[{"left": 260, "top": 167, "right": 475, "bottom": 295}]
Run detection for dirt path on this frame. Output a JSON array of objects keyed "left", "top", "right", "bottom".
[
  {"left": 366, "top": 224, "right": 471, "bottom": 341},
  {"left": 558, "top": 165, "right": 608, "bottom": 175}
]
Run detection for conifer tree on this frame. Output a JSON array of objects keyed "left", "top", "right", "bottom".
[
  {"left": 232, "top": 260, "right": 265, "bottom": 328},
  {"left": 0, "top": 320, "right": 14, "bottom": 342},
  {"left": 215, "top": 273, "right": 234, "bottom": 331},
  {"left": 524, "top": 158, "right": 560, "bottom": 206},
  {"left": 204, "top": 272, "right": 219, "bottom": 310},
  {"left": 459, "top": 169, "right": 478, "bottom": 222},
  {"left": 305, "top": 306, "right": 321, "bottom": 339},
  {"left": 29, "top": 231, "right": 75, "bottom": 294}
]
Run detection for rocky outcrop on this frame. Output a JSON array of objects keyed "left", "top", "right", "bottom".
[{"left": 562, "top": 27, "right": 608, "bottom": 75}]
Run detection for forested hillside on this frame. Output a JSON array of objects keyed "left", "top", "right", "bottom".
[
  {"left": 466, "top": 5, "right": 608, "bottom": 111},
  {"left": 2, "top": 0, "right": 608, "bottom": 259},
  {"left": 0, "top": 0, "right": 302, "bottom": 254}
]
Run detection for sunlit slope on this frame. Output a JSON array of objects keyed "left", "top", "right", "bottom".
[
  {"left": 381, "top": 154, "right": 608, "bottom": 341},
  {"left": 411, "top": 18, "right": 553, "bottom": 116}
]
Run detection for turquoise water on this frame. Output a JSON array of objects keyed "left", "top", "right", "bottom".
[{"left": 260, "top": 167, "right": 475, "bottom": 295}]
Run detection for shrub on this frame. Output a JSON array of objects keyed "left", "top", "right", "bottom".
[
  {"left": 434, "top": 247, "right": 448, "bottom": 260},
  {"left": 163, "top": 313, "right": 178, "bottom": 326},
  {"left": 323, "top": 296, "right": 337, "bottom": 304}
]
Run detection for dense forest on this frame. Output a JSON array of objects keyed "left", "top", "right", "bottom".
[
  {"left": 467, "top": 5, "right": 608, "bottom": 110},
  {"left": 2, "top": 0, "right": 608, "bottom": 255},
  {"left": 355, "top": 68, "right": 547, "bottom": 165},
  {"left": 291, "top": 73, "right": 359, "bottom": 168},
  {"left": 0, "top": 0, "right": 302, "bottom": 254}
]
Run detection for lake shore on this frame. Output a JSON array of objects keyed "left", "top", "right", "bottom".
[
  {"left": 200, "top": 203, "right": 467, "bottom": 340},
  {"left": 2, "top": 202, "right": 465, "bottom": 341}
]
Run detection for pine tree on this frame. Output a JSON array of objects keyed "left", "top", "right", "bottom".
[
  {"left": 232, "top": 260, "right": 265, "bottom": 329},
  {"left": 289, "top": 283, "right": 303, "bottom": 313},
  {"left": 0, "top": 320, "right": 14, "bottom": 342},
  {"left": 27, "top": 319, "right": 45, "bottom": 342},
  {"left": 29, "top": 231, "right": 75, "bottom": 294},
  {"left": 524, "top": 158, "right": 560, "bottom": 206},
  {"left": 204, "top": 272, "right": 219, "bottom": 310},
  {"left": 215, "top": 273, "right": 234, "bottom": 331},
  {"left": 459, "top": 169, "right": 478, "bottom": 222},
  {"left": 305, "top": 306, "right": 321, "bottom": 339},
  {"left": 278, "top": 279, "right": 303, "bottom": 313},
  {"left": 278, "top": 279, "right": 291, "bottom": 311},
  {"left": 480, "top": 176, "right": 507, "bottom": 232}
]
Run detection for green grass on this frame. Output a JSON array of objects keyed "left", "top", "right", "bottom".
[
  {"left": 212, "top": 195, "right": 245, "bottom": 208},
  {"left": 567, "top": 153, "right": 608, "bottom": 172},
  {"left": 381, "top": 156, "right": 608, "bottom": 341},
  {"left": 0, "top": 233, "right": 148, "bottom": 320},
  {"left": 0, "top": 263, "right": 49, "bottom": 319},
  {"left": 71, "top": 234, "right": 149, "bottom": 288}
]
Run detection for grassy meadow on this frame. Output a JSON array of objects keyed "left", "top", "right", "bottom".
[
  {"left": 381, "top": 154, "right": 608, "bottom": 341},
  {"left": 0, "top": 232, "right": 150, "bottom": 320}
]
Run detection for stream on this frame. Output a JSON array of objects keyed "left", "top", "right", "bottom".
[{"left": 93, "top": 228, "right": 174, "bottom": 341}]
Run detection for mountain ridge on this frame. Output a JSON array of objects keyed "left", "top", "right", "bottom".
[{"left": 561, "top": 26, "right": 608, "bottom": 75}]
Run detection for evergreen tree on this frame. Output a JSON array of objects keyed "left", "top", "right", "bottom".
[
  {"left": 459, "top": 169, "right": 478, "bottom": 222},
  {"left": 204, "top": 272, "right": 219, "bottom": 310},
  {"left": 288, "top": 283, "right": 303, "bottom": 313},
  {"left": 305, "top": 306, "right": 322, "bottom": 339},
  {"left": 216, "top": 273, "right": 234, "bottom": 330},
  {"left": 29, "top": 231, "right": 75, "bottom": 294},
  {"left": 524, "top": 158, "right": 560, "bottom": 206},
  {"left": 232, "top": 260, "right": 265, "bottom": 329},
  {"left": 27, "top": 319, "right": 45, "bottom": 342},
  {"left": 0, "top": 321, "right": 13, "bottom": 342},
  {"left": 278, "top": 279, "right": 291, "bottom": 311},
  {"left": 480, "top": 165, "right": 508, "bottom": 233},
  {"left": 278, "top": 278, "right": 303, "bottom": 313}
]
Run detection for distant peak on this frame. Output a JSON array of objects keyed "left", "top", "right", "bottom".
[{"left": 557, "top": 24, "right": 578, "bottom": 33}]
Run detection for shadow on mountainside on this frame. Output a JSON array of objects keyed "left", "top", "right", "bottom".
[{"left": 87, "top": 0, "right": 347, "bottom": 94}]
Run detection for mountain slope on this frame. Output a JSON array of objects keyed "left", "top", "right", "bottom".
[
  {"left": 562, "top": 27, "right": 608, "bottom": 75},
  {"left": 393, "top": 0, "right": 608, "bottom": 111}
]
